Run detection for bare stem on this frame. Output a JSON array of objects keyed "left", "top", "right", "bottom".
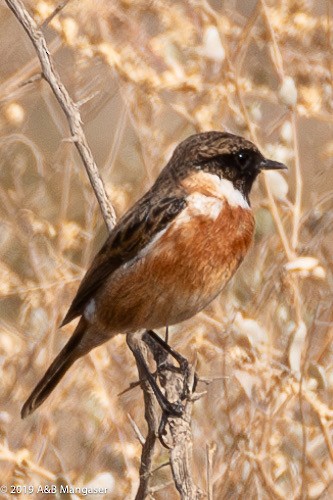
[
  {"left": 41, "top": 0, "right": 71, "bottom": 28},
  {"left": 5, "top": 0, "right": 116, "bottom": 232},
  {"left": 291, "top": 111, "right": 303, "bottom": 250},
  {"left": 126, "top": 333, "right": 160, "bottom": 499}
]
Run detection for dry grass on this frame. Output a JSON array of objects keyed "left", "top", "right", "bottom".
[{"left": 0, "top": 0, "right": 333, "bottom": 498}]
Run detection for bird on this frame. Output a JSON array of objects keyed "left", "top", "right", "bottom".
[{"left": 21, "top": 131, "right": 287, "bottom": 419}]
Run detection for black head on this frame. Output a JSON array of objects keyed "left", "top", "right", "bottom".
[{"left": 163, "top": 131, "right": 287, "bottom": 202}]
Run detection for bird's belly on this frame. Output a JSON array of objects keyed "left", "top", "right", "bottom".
[{"left": 97, "top": 203, "right": 254, "bottom": 333}]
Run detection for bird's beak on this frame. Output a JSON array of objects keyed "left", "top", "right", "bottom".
[{"left": 260, "top": 158, "right": 288, "bottom": 171}]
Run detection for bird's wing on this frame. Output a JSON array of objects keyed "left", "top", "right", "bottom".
[{"left": 61, "top": 190, "right": 187, "bottom": 326}]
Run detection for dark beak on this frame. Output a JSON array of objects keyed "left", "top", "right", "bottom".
[{"left": 260, "top": 158, "right": 288, "bottom": 171}]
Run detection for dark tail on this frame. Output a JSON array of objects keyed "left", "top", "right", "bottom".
[{"left": 21, "top": 318, "right": 87, "bottom": 419}]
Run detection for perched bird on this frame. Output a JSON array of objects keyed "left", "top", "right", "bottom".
[{"left": 21, "top": 131, "right": 286, "bottom": 418}]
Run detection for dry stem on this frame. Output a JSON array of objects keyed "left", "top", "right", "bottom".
[{"left": 5, "top": 0, "right": 116, "bottom": 232}]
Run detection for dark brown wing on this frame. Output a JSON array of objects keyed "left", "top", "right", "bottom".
[{"left": 61, "top": 189, "right": 187, "bottom": 326}]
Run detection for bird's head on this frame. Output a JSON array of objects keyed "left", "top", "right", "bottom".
[{"left": 166, "top": 131, "right": 287, "bottom": 202}]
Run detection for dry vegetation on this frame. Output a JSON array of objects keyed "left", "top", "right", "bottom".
[{"left": 0, "top": 0, "right": 333, "bottom": 498}]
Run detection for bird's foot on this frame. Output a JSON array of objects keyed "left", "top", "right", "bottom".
[{"left": 147, "top": 330, "right": 197, "bottom": 400}]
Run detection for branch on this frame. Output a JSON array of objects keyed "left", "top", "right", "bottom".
[
  {"left": 5, "top": 0, "right": 116, "bottom": 232},
  {"left": 41, "top": 0, "right": 71, "bottom": 28},
  {"left": 142, "top": 332, "right": 203, "bottom": 499},
  {"left": 126, "top": 334, "right": 160, "bottom": 499}
]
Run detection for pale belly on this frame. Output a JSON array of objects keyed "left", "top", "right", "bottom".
[{"left": 94, "top": 203, "right": 255, "bottom": 334}]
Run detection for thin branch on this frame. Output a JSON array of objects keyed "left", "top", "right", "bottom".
[
  {"left": 291, "top": 111, "right": 303, "bottom": 250},
  {"left": 18, "top": 72, "right": 42, "bottom": 88},
  {"left": 126, "top": 333, "right": 160, "bottom": 500},
  {"left": 41, "top": 0, "right": 71, "bottom": 29},
  {"left": 0, "top": 37, "right": 62, "bottom": 104},
  {"left": 206, "top": 444, "right": 214, "bottom": 500},
  {"left": 260, "top": 0, "right": 284, "bottom": 81},
  {"left": 142, "top": 332, "right": 202, "bottom": 499},
  {"left": 0, "top": 443, "right": 56, "bottom": 481},
  {"left": 127, "top": 413, "right": 145, "bottom": 446},
  {"left": 5, "top": 0, "right": 116, "bottom": 232}
]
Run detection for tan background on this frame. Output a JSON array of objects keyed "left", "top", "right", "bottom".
[{"left": 0, "top": 0, "right": 333, "bottom": 498}]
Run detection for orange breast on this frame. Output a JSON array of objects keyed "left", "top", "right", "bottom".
[
  {"left": 96, "top": 198, "right": 255, "bottom": 334},
  {"left": 154, "top": 201, "right": 255, "bottom": 298}
]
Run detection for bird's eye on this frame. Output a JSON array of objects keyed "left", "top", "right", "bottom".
[{"left": 236, "top": 151, "right": 250, "bottom": 170}]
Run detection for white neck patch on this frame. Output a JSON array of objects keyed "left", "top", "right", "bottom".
[
  {"left": 212, "top": 176, "right": 250, "bottom": 209},
  {"left": 185, "top": 171, "right": 250, "bottom": 210}
]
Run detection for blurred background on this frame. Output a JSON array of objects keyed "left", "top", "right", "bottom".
[{"left": 0, "top": 0, "right": 333, "bottom": 498}]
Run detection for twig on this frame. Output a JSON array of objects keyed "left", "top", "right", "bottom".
[
  {"left": 5, "top": 0, "right": 116, "bottom": 232},
  {"left": 41, "top": 0, "right": 71, "bottom": 29},
  {"left": 18, "top": 72, "right": 42, "bottom": 88},
  {"left": 260, "top": 0, "right": 284, "bottom": 81},
  {"left": 142, "top": 332, "right": 202, "bottom": 499},
  {"left": 127, "top": 413, "right": 145, "bottom": 446},
  {"left": 149, "top": 480, "right": 175, "bottom": 494},
  {"left": 0, "top": 443, "right": 56, "bottom": 481},
  {"left": 126, "top": 333, "right": 160, "bottom": 500},
  {"left": 128, "top": 330, "right": 202, "bottom": 498},
  {"left": 151, "top": 461, "right": 171, "bottom": 474},
  {"left": 0, "top": 37, "right": 62, "bottom": 104},
  {"left": 253, "top": 455, "right": 286, "bottom": 500},
  {"left": 206, "top": 444, "right": 214, "bottom": 500},
  {"left": 291, "top": 111, "right": 302, "bottom": 250}
]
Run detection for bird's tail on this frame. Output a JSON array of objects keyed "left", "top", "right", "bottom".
[{"left": 21, "top": 317, "right": 88, "bottom": 419}]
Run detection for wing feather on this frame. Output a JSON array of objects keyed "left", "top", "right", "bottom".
[{"left": 61, "top": 189, "right": 186, "bottom": 326}]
